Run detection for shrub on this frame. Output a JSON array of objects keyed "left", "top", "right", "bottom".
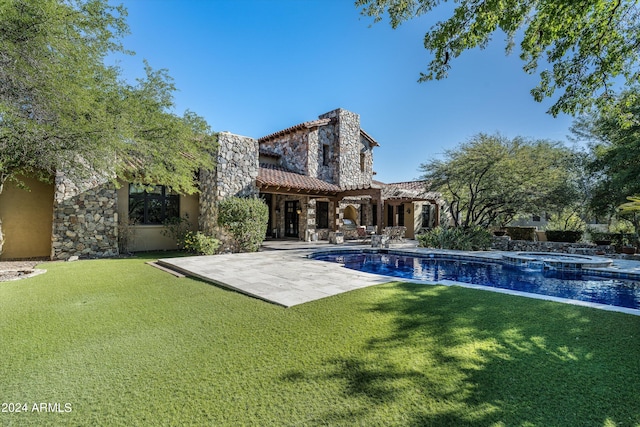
[
  {"left": 218, "top": 197, "right": 269, "bottom": 252},
  {"left": 117, "top": 219, "right": 138, "bottom": 253},
  {"left": 586, "top": 229, "right": 615, "bottom": 245},
  {"left": 545, "top": 230, "right": 583, "bottom": 243},
  {"left": 417, "top": 226, "right": 492, "bottom": 251},
  {"left": 182, "top": 231, "right": 220, "bottom": 255},
  {"left": 505, "top": 227, "right": 537, "bottom": 241},
  {"left": 162, "top": 215, "right": 192, "bottom": 248}
]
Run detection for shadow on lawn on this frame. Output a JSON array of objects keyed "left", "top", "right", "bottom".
[{"left": 285, "top": 283, "right": 640, "bottom": 426}]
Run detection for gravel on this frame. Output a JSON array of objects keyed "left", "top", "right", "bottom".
[{"left": 0, "top": 261, "right": 44, "bottom": 282}]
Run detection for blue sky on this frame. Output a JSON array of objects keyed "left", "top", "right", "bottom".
[{"left": 108, "top": 0, "right": 576, "bottom": 183}]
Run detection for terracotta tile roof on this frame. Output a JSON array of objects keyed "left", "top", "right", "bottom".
[
  {"left": 257, "top": 163, "right": 341, "bottom": 193},
  {"left": 258, "top": 118, "right": 333, "bottom": 143}
]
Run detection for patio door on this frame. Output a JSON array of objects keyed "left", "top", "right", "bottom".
[
  {"left": 397, "top": 205, "right": 405, "bottom": 227},
  {"left": 285, "top": 201, "right": 299, "bottom": 238}
]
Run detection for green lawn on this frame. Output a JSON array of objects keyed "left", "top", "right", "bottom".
[{"left": 1, "top": 254, "right": 639, "bottom": 426}]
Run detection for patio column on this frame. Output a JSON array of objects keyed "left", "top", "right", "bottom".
[
  {"left": 375, "top": 194, "right": 383, "bottom": 233},
  {"left": 330, "top": 197, "right": 339, "bottom": 231}
]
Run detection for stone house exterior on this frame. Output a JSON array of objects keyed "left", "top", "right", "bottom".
[{"left": 0, "top": 108, "right": 443, "bottom": 260}]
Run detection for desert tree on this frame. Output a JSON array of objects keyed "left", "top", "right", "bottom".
[
  {"left": 0, "top": 0, "right": 215, "bottom": 253},
  {"left": 420, "top": 133, "right": 580, "bottom": 228}
]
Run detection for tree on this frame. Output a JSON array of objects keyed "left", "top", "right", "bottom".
[
  {"left": 420, "top": 133, "right": 578, "bottom": 227},
  {"left": 0, "top": 0, "right": 215, "bottom": 253},
  {"left": 356, "top": 0, "right": 640, "bottom": 116},
  {"left": 618, "top": 196, "right": 640, "bottom": 233},
  {"left": 572, "top": 87, "right": 640, "bottom": 222}
]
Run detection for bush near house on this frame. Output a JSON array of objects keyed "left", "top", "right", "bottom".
[
  {"left": 218, "top": 197, "right": 269, "bottom": 252},
  {"left": 161, "top": 216, "right": 219, "bottom": 254},
  {"left": 182, "top": 231, "right": 220, "bottom": 255}
]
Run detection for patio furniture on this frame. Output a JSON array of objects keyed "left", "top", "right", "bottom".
[
  {"left": 383, "top": 226, "right": 406, "bottom": 242},
  {"left": 371, "top": 234, "right": 390, "bottom": 248},
  {"left": 356, "top": 226, "right": 371, "bottom": 243}
]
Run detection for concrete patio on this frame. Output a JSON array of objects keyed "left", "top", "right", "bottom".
[{"left": 157, "top": 240, "right": 412, "bottom": 307}]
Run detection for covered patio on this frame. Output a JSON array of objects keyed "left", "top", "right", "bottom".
[{"left": 257, "top": 163, "right": 384, "bottom": 241}]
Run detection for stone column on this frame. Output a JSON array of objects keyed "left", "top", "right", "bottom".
[
  {"left": 199, "top": 132, "right": 259, "bottom": 243},
  {"left": 51, "top": 172, "right": 118, "bottom": 260}
]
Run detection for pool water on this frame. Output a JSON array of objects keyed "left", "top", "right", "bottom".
[{"left": 312, "top": 252, "right": 640, "bottom": 310}]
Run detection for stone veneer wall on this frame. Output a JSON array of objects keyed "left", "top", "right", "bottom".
[
  {"left": 199, "top": 132, "right": 259, "bottom": 237},
  {"left": 316, "top": 124, "right": 338, "bottom": 183},
  {"left": 51, "top": 172, "right": 118, "bottom": 260},
  {"left": 259, "top": 128, "right": 311, "bottom": 175},
  {"left": 257, "top": 108, "right": 375, "bottom": 189},
  {"left": 318, "top": 109, "right": 372, "bottom": 189}
]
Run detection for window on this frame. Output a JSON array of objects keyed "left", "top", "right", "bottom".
[
  {"left": 316, "top": 201, "right": 329, "bottom": 229},
  {"left": 128, "top": 184, "right": 179, "bottom": 224},
  {"left": 360, "top": 153, "right": 365, "bottom": 172},
  {"left": 422, "top": 204, "right": 431, "bottom": 228},
  {"left": 322, "top": 144, "right": 330, "bottom": 166}
]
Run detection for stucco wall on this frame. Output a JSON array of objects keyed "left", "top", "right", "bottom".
[{"left": 0, "top": 176, "right": 54, "bottom": 260}]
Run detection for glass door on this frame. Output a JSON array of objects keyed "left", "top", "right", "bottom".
[{"left": 285, "top": 201, "right": 299, "bottom": 237}]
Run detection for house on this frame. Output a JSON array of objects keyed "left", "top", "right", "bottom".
[{"left": 0, "top": 108, "right": 443, "bottom": 260}]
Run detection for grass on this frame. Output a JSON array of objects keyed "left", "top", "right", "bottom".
[{"left": 1, "top": 253, "right": 639, "bottom": 426}]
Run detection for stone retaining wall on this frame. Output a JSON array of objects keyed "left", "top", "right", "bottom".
[{"left": 491, "top": 237, "right": 615, "bottom": 255}]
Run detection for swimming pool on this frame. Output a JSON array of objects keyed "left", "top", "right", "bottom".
[{"left": 311, "top": 251, "right": 640, "bottom": 310}]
